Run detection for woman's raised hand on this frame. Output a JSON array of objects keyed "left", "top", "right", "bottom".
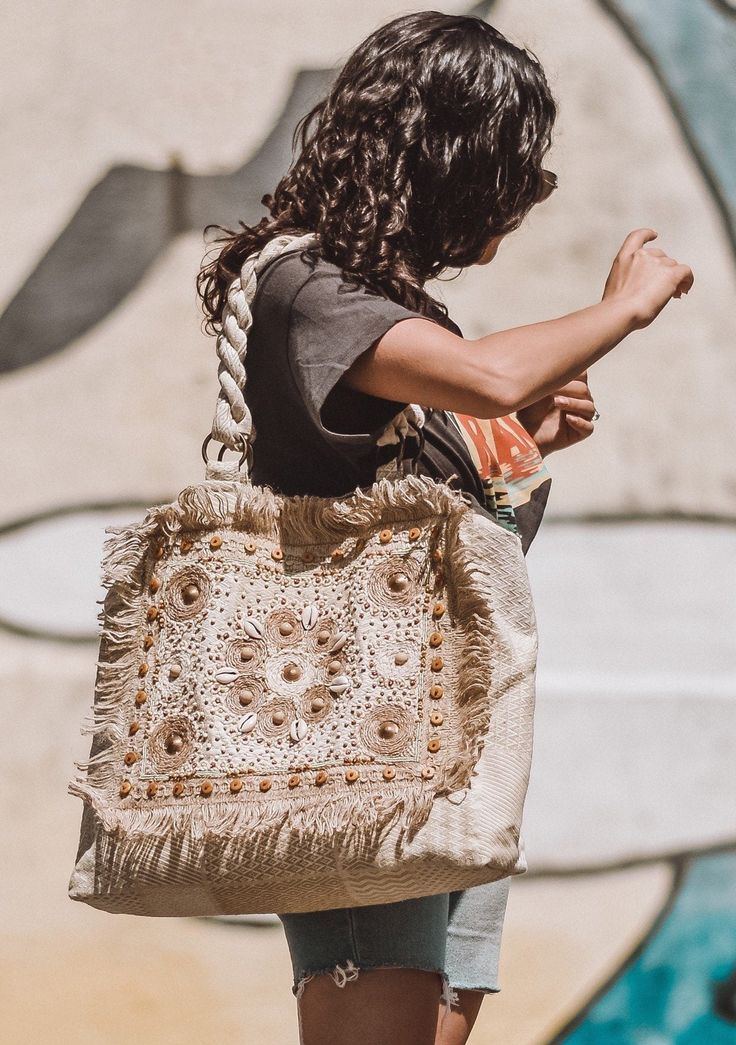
[{"left": 601, "top": 228, "right": 694, "bottom": 330}]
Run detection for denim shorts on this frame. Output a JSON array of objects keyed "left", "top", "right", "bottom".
[{"left": 277, "top": 876, "right": 511, "bottom": 1013}]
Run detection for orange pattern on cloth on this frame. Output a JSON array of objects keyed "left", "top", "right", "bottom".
[{"left": 447, "top": 411, "right": 551, "bottom": 535}]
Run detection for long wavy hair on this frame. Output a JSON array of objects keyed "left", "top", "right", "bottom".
[{"left": 197, "top": 10, "right": 558, "bottom": 335}]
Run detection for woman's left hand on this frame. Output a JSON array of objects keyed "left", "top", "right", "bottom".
[{"left": 516, "top": 372, "right": 598, "bottom": 457}]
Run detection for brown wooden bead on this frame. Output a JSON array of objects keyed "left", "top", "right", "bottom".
[
  {"left": 432, "top": 602, "right": 446, "bottom": 618},
  {"left": 148, "top": 576, "right": 161, "bottom": 593},
  {"left": 119, "top": 780, "right": 132, "bottom": 797},
  {"left": 315, "top": 770, "right": 329, "bottom": 786},
  {"left": 270, "top": 546, "right": 283, "bottom": 561},
  {"left": 431, "top": 548, "right": 443, "bottom": 563},
  {"left": 379, "top": 528, "right": 393, "bottom": 543},
  {"left": 146, "top": 781, "right": 158, "bottom": 798},
  {"left": 429, "top": 685, "right": 444, "bottom": 699},
  {"left": 146, "top": 606, "right": 159, "bottom": 622},
  {"left": 382, "top": 766, "right": 396, "bottom": 781},
  {"left": 430, "top": 711, "right": 444, "bottom": 726},
  {"left": 430, "top": 656, "right": 444, "bottom": 672},
  {"left": 229, "top": 778, "right": 243, "bottom": 793},
  {"left": 287, "top": 774, "right": 301, "bottom": 788},
  {"left": 259, "top": 778, "right": 272, "bottom": 792},
  {"left": 172, "top": 781, "right": 185, "bottom": 797},
  {"left": 180, "top": 538, "right": 193, "bottom": 553},
  {"left": 429, "top": 631, "right": 443, "bottom": 647},
  {"left": 378, "top": 720, "right": 400, "bottom": 740},
  {"left": 143, "top": 633, "right": 154, "bottom": 650},
  {"left": 427, "top": 737, "right": 442, "bottom": 753},
  {"left": 138, "top": 662, "right": 149, "bottom": 677},
  {"left": 134, "top": 690, "right": 147, "bottom": 706},
  {"left": 408, "top": 527, "right": 421, "bottom": 541},
  {"left": 209, "top": 535, "right": 223, "bottom": 550},
  {"left": 128, "top": 721, "right": 140, "bottom": 736},
  {"left": 200, "top": 780, "right": 214, "bottom": 796},
  {"left": 244, "top": 540, "right": 257, "bottom": 554},
  {"left": 345, "top": 769, "right": 359, "bottom": 783},
  {"left": 421, "top": 767, "right": 436, "bottom": 780},
  {"left": 123, "top": 751, "right": 138, "bottom": 766}
]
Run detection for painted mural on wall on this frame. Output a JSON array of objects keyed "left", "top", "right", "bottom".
[{"left": 1, "top": 1, "right": 734, "bottom": 1041}]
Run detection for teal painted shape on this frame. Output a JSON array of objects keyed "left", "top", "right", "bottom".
[
  {"left": 561, "top": 851, "right": 736, "bottom": 1042},
  {"left": 602, "top": 0, "right": 736, "bottom": 249}
]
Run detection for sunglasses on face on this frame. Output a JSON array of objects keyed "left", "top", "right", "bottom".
[{"left": 535, "top": 168, "right": 558, "bottom": 204}]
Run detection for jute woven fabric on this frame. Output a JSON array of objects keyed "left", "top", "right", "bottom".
[{"left": 67, "top": 236, "right": 539, "bottom": 917}]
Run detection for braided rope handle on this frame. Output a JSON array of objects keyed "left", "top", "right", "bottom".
[{"left": 208, "top": 232, "right": 426, "bottom": 476}]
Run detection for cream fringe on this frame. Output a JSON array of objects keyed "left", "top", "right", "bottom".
[{"left": 68, "top": 472, "right": 500, "bottom": 854}]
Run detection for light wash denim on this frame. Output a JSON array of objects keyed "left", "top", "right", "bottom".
[{"left": 278, "top": 875, "right": 512, "bottom": 1012}]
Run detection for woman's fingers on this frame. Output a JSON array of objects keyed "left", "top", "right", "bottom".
[
  {"left": 566, "top": 414, "right": 595, "bottom": 433},
  {"left": 553, "top": 395, "right": 596, "bottom": 417}
]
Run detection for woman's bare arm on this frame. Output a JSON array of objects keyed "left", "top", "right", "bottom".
[{"left": 341, "top": 228, "right": 693, "bottom": 419}]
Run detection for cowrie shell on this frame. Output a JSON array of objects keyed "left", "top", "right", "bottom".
[
  {"left": 289, "top": 719, "right": 308, "bottom": 743},
  {"left": 328, "top": 675, "right": 351, "bottom": 695},
  {"left": 243, "top": 618, "right": 264, "bottom": 639},
  {"left": 239, "top": 713, "right": 258, "bottom": 734},
  {"left": 301, "top": 605, "right": 319, "bottom": 630},
  {"left": 215, "top": 668, "right": 239, "bottom": 685},
  {"left": 328, "top": 632, "right": 348, "bottom": 653}
]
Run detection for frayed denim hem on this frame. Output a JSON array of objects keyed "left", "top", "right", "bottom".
[{"left": 293, "top": 960, "right": 461, "bottom": 1015}]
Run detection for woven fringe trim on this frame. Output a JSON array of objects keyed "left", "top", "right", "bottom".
[{"left": 68, "top": 473, "right": 502, "bottom": 853}]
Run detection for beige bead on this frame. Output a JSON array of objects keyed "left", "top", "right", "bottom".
[
  {"left": 259, "top": 778, "right": 272, "bottom": 792},
  {"left": 271, "top": 546, "right": 283, "bottom": 561},
  {"left": 134, "top": 690, "right": 147, "bottom": 706},
  {"left": 209, "top": 535, "right": 223, "bottom": 550},
  {"left": 310, "top": 696, "right": 326, "bottom": 713},
  {"left": 278, "top": 621, "right": 294, "bottom": 636},
  {"left": 123, "top": 751, "right": 138, "bottom": 766},
  {"left": 119, "top": 780, "right": 132, "bottom": 797},
  {"left": 408, "top": 527, "right": 421, "bottom": 541},
  {"left": 394, "top": 652, "right": 409, "bottom": 666},
  {"left": 345, "top": 769, "right": 359, "bottom": 783},
  {"left": 429, "top": 685, "right": 443, "bottom": 699},
  {"left": 164, "top": 732, "right": 185, "bottom": 755},
  {"left": 181, "top": 583, "right": 200, "bottom": 605},
  {"left": 427, "top": 737, "right": 442, "bottom": 753},
  {"left": 271, "top": 710, "right": 286, "bottom": 726},
  {"left": 244, "top": 540, "right": 257, "bottom": 554},
  {"left": 430, "top": 711, "right": 444, "bottom": 726},
  {"left": 288, "top": 775, "right": 301, "bottom": 788},
  {"left": 387, "top": 571, "right": 409, "bottom": 593},
  {"left": 421, "top": 767, "right": 436, "bottom": 780},
  {"left": 200, "top": 780, "right": 214, "bottom": 796},
  {"left": 429, "top": 631, "right": 443, "bottom": 647},
  {"left": 382, "top": 766, "right": 396, "bottom": 781},
  {"left": 432, "top": 602, "right": 446, "bottom": 618},
  {"left": 430, "top": 656, "right": 444, "bottom": 672},
  {"left": 230, "top": 778, "right": 243, "bottom": 793},
  {"left": 315, "top": 770, "right": 329, "bottom": 786},
  {"left": 378, "top": 720, "right": 400, "bottom": 741},
  {"left": 379, "top": 529, "right": 393, "bottom": 543},
  {"left": 172, "top": 781, "right": 185, "bottom": 797},
  {"left": 146, "top": 781, "right": 158, "bottom": 798},
  {"left": 282, "top": 663, "right": 302, "bottom": 682}
]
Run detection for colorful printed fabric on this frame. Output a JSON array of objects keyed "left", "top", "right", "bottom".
[{"left": 446, "top": 410, "right": 552, "bottom": 541}]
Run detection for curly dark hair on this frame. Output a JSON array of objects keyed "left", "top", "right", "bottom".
[{"left": 196, "top": 10, "right": 558, "bottom": 335}]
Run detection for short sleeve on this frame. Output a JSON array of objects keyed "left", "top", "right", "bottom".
[{"left": 286, "top": 265, "right": 428, "bottom": 453}]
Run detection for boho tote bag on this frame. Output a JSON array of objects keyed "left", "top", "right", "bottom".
[{"left": 67, "top": 233, "right": 539, "bottom": 916}]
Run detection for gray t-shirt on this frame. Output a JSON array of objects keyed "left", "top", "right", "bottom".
[{"left": 246, "top": 245, "right": 488, "bottom": 501}]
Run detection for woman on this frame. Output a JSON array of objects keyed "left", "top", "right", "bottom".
[{"left": 197, "top": 11, "right": 693, "bottom": 1045}]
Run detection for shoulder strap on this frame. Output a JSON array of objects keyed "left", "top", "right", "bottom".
[{"left": 206, "top": 232, "right": 425, "bottom": 480}]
